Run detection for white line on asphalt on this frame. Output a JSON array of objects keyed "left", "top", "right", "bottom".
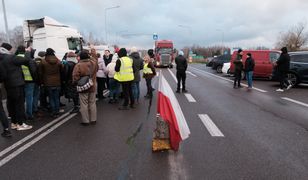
[
  {"left": 184, "top": 93, "right": 196, "bottom": 102},
  {"left": 187, "top": 71, "right": 197, "bottom": 77},
  {"left": 156, "top": 72, "right": 160, "bottom": 77},
  {"left": 0, "top": 112, "right": 71, "bottom": 158},
  {"left": 167, "top": 68, "right": 182, "bottom": 89},
  {"left": 198, "top": 114, "right": 224, "bottom": 137},
  {"left": 189, "top": 67, "right": 267, "bottom": 93},
  {"left": 0, "top": 113, "right": 77, "bottom": 167},
  {"left": 103, "top": 90, "right": 109, "bottom": 96},
  {"left": 281, "top": 97, "right": 308, "bottom": 108}
]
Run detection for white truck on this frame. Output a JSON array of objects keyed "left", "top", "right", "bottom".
[{"left": 23, "top": 16, "right": 83, "bottom": 59}]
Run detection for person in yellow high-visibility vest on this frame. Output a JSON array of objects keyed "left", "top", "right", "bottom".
[
  {"left": 143, "top": 54, "right": 156, "bottom": 98},
  {"left": 114, "top": 48, "right": 135, "bottom": 110}
]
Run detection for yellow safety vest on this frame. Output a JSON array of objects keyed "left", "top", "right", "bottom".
[
  {"left": 17, "top": 54, "right": 33, "bottom": 81},
  {"left": 143, "top": 63, "right": 153, "bottom": 74},
  {"left": 114, "top": 56, "right": 134, "bottom": 82}
]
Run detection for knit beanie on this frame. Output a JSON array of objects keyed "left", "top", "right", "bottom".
[
  {"left": 46, "top": 48, "right": 55, "bottom": 56},
  {"left": 79, "top": 50, "right": 90, "bottom": 60},
  {"left": 118, "top": 48, "right": 127, "bottom": 58}
]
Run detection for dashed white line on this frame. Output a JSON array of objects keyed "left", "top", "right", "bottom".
[
  {"left": 0, "top": 113, "right": 77, "bottom": 167},
  {"left": 189, "top": 67, "right": 267, "bottom": 93},
  {"left": 198, "top": 114, "right": 224, "bottom": 137},
  {"left": 281, "top": 97, "right": 308, "bottom": 108},
  {"left": 184, "top": 93, "right": 196, "bottom": 102}
]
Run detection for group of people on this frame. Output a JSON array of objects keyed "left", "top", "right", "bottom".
[{"left": 233, "top": 47, "right": 292, "bottom": 91}]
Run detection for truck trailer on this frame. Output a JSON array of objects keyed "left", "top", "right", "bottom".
[{"left": 23, "top": 16, "right": 83, "bottom": 59}]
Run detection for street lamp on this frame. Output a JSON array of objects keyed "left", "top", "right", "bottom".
[
  {"left": 1, "top": 0, "right": 10, "bottom": 43},
  {"left": 105, "top": 5, "right": 120, "bottom": 45}
]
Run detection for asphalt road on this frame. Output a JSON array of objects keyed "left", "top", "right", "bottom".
[{"left": 0, "top": 63, "right": 308, "bottom": 180}]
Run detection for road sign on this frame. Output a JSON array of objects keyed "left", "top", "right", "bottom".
[{"left": 153, "top": 34, "right": 158, "bottom": 40}]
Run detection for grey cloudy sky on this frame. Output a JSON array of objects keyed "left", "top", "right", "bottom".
[{"left": 1, "top": 0, "right": 308, "bottom": 49}]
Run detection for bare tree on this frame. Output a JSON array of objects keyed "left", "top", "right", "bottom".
[{"left": 276, "top": 21, "right": 308, "bottom": 51}]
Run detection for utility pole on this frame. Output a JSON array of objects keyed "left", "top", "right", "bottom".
[{"left": 1, "top": 0, "right": 10, "bottom": 43}]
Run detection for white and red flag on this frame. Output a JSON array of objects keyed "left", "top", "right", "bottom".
[{"left": 157, "top": 74, "right": 190, "bottom": 151}]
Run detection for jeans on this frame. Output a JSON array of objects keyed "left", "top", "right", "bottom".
[
  {"left": 121, "top": 81, "right": 134, "bottom": 107},
  {"left": 246, "top": 71, "right": 253, "bottom": 88},
  {"left": 145, "top": 78, "right": 153, "bottom": 96},
  {"left": 47, "top": 86, "right": 61, "bottom": 114},
  {"left": 33, "top": 84, "right": 40, "bottom": 112},
  {"left": 24, "top": 83, "right": 35, "bottom": 118},
  {"left": 109, "top": 78, "right": 120, "bottom": 100},
  {"left": 131, "top": 81, "right": 140, "bottom": 100}
]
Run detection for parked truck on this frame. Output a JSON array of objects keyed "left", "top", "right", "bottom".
[
  {"left": 23, "top": 16, "right": 83, "bottom": 59},
  {"left": 154, "top": 40, "right": 174, "bottom": 68}
]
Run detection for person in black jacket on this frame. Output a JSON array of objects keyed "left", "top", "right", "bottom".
[
  {"left": 233, "top": 49, "right": 244, "bottom": 88},
  {"left": 2, "top": 44, "right": 33, "bottom": 131},
  {"left": 63, "top": 52, "right": 79, "bottom": 114},
  {"left": 175, "top": 51, "right": 188, "bottom": 93},
  {"left": 0, "top": 43, "right": 12, "bottom": 137},
  {"left": 103, "top": 49, "right": 113, "bottom": 90},
  {"left": 244, "top": 53, "right": 255, "bottom": 89},
  {"left": 275, "top": 47, "right": 291, "bottom": 92}
]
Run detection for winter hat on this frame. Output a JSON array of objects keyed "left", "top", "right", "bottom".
[
  {"left": 38, "top": 51, "right": 46, "bottom": 57},
  {"left": 15, "top": 45, "right": 26, "bottom": 55},
  {"left": 238, "top": 49, "right": 243, "bottom": 53},
  {"left": 79, "top": 50, "right": 90, "bottom": 60},
  {"left": 67, "top": 51, "right": 77, "bottom": 57},
  {"left": 281, "top": 47, "right": 288, "bottom": 54},
  {"left": 46, "top": 48, "right": 55, "bottom": 56},
  {"left": 118, "top": 48, "right": 127, "bottom": 58},
  {"left": 1, "top": 43, "right": 12, "bottom": 51},
  {"left": 247, "top": 53, "right": 252, "bottom": 57},
  {"left": 178, "top": 51, "right": 184, "bottom": 56},
  {"left": 148, "top": 49, "right": 154, "bottom": 58}
]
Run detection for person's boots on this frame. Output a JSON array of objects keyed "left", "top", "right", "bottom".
[{"left": 70, "top": 106, "right": 80, "bottom": 114}]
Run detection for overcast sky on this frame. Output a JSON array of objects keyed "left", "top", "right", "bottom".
[{"left": 1, "top": 0, "right": 308, "bottom": 49}]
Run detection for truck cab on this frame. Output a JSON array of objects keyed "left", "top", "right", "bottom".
[
  {"left": 154, "top": 40, "right": 174, "bottom": 68},
  {"left": 23, "top": 16, "right": 83, "bottom": 59}
]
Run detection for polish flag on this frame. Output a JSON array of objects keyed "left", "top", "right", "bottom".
[{"left": 157, "top": 74, "right": 190, "bottom": 151}]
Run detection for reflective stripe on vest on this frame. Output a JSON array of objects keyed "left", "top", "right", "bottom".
[
  {"left": 114, "top": 56, "right": 134, "bottom": 82},
  {"left": 143, "top": 63, "right": 153, "bottom": 74},
  {"left": 17, "top": 54, "right": 33, "bottom": 81}
]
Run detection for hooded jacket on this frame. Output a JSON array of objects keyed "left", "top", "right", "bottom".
[
  {"left": 106, "top": 54, "right": 118, "bottom": 78},
  {"left": 39, "top": 55, "right": 63, "bottom": 87},
  {"left": 129, "top": 52, "right": 144, "bottom": 82},
  {"left": 233, "top": 54, "right": 243, "bottom": 71},
  {"left": 175, "top": 55, "right": 188, "bottom": 72},
  {"left": 1, "top": 49, "right": 30, "bottom": 88},
  {"left": 276, "top": 48, "right": 290, "bottom": 72},
  {"left": 97, "top": 58, "right": 107, "bottom": 78}
]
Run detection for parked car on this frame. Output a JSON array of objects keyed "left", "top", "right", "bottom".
[
  {"left": 273, "top": 51, "right": 308, "bottom": 86},
  {"left": 222, "top": 62, "right": 231, "bottom": 76},
  {"left": 206, "top": 57, "right": 215, "bottom": 67},
  {"left": 230, "top": 50, "right": 280, "bottom": 79},
  {"left": 212, "top": 54, "right": 231, "bottom": 73}
]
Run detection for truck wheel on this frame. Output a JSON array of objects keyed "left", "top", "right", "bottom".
[{"left": 216, "top": 66, "right": 222, "bottom": 73}]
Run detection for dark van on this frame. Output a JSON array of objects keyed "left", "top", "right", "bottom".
[
  {"left": 230, "top": 50, "right": 280, "bottom": 79},
  {"left": 273, "top": 51, "right": 308, "bottom": 86}
]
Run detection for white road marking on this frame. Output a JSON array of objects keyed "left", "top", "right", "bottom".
[
  {"left": 281, "top": 97, "right": 308, "bottom": 108},
  {"left": 187, "top": 71, "right": 197, "bottom": 77},
  {"left": 0, "top": 112, "right": 71, "bottom": 158},
  {"left": 190, "top": 67, "right": 267, "bottom": 93},
  {"left": 184, "top": 93, "right": 196, "bottom": 102},
  {"left": 167, "top": 68, "right": 182, "bottom": 89},
  {"left": 198, "top": 114, "right": 224, "bottom": 137},
  {"left": 156, "top": 72, "right": 160, "bottom": 77},
  {"left": 168, "top": 151, "right": 188, "bottom": 180},
  {"left": 0, "top": 113, "right": 77, "bottom": 167},
  {"left": 103, "top": 90, "right": 109, "bottom": 96}
]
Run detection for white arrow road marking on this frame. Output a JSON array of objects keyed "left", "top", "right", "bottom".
[
  {"left": 281, "top": 97, "right": 308, "bottom": 108},
  {"left": 187, "top": 71, "right": 197, "bottom": 77},
  {"left": 184, "top": 93, "right": 196, "bottom": 102},
  {"left": 198, "top": 114, "right": 224, "bottom": 137}
]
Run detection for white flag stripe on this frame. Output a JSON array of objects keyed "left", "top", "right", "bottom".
[
  {"left": 281, "top": 97, "right": 308, "bottom": 108},
  {"left": 198, "top": 114, "right": 224, "bottom": 137},
  {"left": 159, "top": 74, "right": 191, "bottom": 140},
  {"left": 184, "top": 93, "right": 197, "bottom": 102}
]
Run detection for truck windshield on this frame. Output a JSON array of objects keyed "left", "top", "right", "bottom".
[
  {"left": 67, "top": 38, "right": 82, "bottom": 51},
  {"left": 157, "top": 48, "right": 172, "bottom": 54}
]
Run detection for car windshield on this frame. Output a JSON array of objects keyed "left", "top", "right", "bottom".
[
  {"left": 157, "top": 48, "right": 172, "bottom": 54},
  {"left": 67, "top": 38, "right": 82, "bottom": 51},
  {"left": 270, "top": 52, "right": 280, "bottom": 62}
]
